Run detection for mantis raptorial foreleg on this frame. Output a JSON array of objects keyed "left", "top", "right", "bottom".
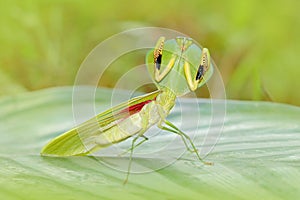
[
  {"left": 153, "top": 37, "right": 176, "bottom": 82},
  {"left": 155, "top": 55, "right": 176, "bottom": 82},
  {"left": 184, "top": 48, "right": 210, "bottom": 91}
]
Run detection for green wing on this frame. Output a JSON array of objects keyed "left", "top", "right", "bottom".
[{"left": 41, "top": 90, "right": 161, "bottom": 157}]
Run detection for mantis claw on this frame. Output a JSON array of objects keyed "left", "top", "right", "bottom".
[{"left": 204, "top": 161, "right": 214, "bottom": 165}]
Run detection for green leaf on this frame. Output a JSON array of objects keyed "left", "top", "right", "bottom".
[{"left": 0, "top": 87, "right": 299, "bottom": 200}]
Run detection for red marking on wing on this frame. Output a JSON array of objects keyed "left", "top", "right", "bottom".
[{"left": 119, "top": 98, "right": 155, "bottom": 117}]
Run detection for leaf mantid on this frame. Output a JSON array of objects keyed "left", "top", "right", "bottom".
[{"left": 41, "top": 36, "right": 214, "bottom": 183}]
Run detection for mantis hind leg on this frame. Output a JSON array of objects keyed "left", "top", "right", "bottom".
[
  {"left": 123, "top": 136, "right": 140, "bottom": 185},
  {"left": 161, "top": 120, "right": 212, "bottom": 165}
]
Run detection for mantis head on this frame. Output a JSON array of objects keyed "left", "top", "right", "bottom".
[{"left": 146, "top": 37, "right": 214, "bottom": 96}]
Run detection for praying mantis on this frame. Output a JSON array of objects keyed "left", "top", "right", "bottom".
[{"left": 41, "top": 36, "right": 214, "bottom": 183}]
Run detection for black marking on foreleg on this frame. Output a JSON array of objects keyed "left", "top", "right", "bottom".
[
  {"left": 195, "top": 65, "right": 204, "bottom": 80},
  {"left": 155, "top": 54, "right": 162, "bottom": 70}
]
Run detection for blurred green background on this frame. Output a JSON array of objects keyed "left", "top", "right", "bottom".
[{"left": 1, "top": 0, "right": 299, "bottom": 105}]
